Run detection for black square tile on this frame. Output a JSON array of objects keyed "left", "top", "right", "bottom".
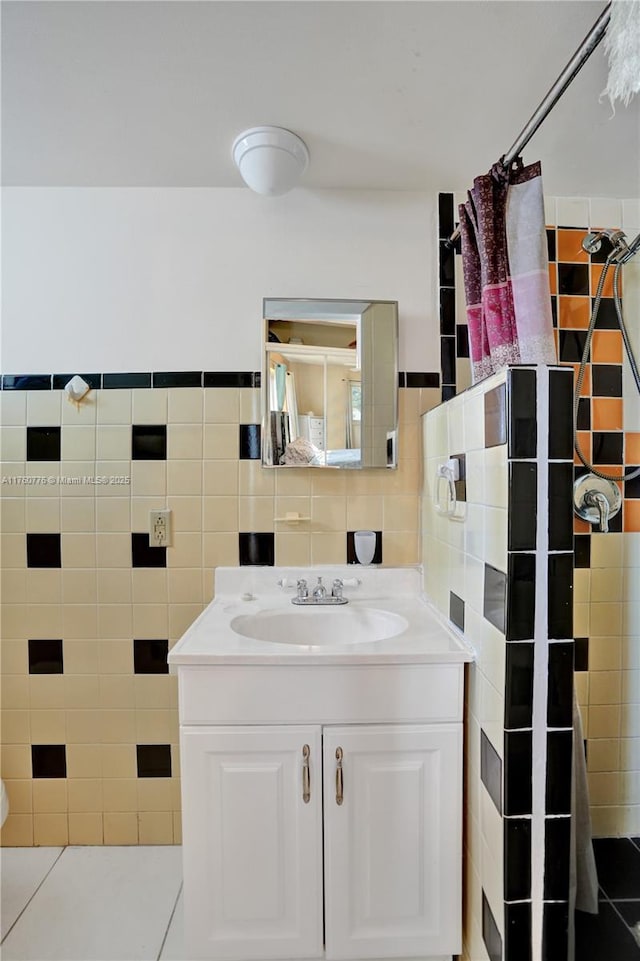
[
  {"left": 239, "top": 424, "right": 261, "bottom": 460},
  {"left": 551, "top": 296, "right": 558, "bottom": 328},
  {"left": 480, "top": 729, "right": 502, "bottom": 815},
  {"left": 203, "top": 371, "right": 257, "bottom": 388},
  {"left": 505, "top": 642, "right": 534, "bottom": 729},
  {"left": 558, "top": 263, "right": 589, "bottom": 296},
  {"left": 26, "top": 427, "right": 61, "bottom": 462},
  {"left": 2, "top": 374, "right": 51, "bottom": 390},
  {"left": 625, "top": 471, "right": 640, "bottom": 499},
  {"left": 592, "top": 838, "right": 640, "bottom": 899},
  {"left": 440, "top": 336, "right": 456, "bottom": 386},
  {"left": 574, "top": 534, "right": 591, "bottom": 569},
  {"left": 576, "top": 902, "right": 640, "bottom": 961},
  {"left": 548, "top": 553, "right": 573, "bottom": 639},
  {"left": 26, "top": 533, "right": 61, "bottom": 569},
  {"left": 438, "top": 192, "right": 455, "bottom": 239},
  {"left": 504, "top": 818, "right": 532, "bottom": 901},
  {"left": 133, "top": 639, "right": 169, "bottom": 675},
  {"left": 505, "top": 901, "right": 532, "bottom": 961},
  {"left": 132, "top": 425, "right": 166, "bottom": 460},
  {"left": 592, "top": 364, "right": 623, "bottom": 397},
  {"left": 547, "top": 642, "right": 574, "bottom": 727},
  {"left": 508, "top": 369, "right": 537, "bottom": 459},
  {"left": 152, "top": 371, "right": 202, "bottom": 388},
  {"left": 405, "top": 372, "right": 440, "bottom": 389},
  {"left": 576, "top": 397, "right": 591, "bottom": 430},
  {"left": 456, "top": 325, "right": 470, "bottom": 359},
  {"left": 441, "top": 385, "right": 456, "bottom": 401},
  {"left": 546, "top": 730, "right": 573, "bottom": 815},
  {"left": 131, "top": 532, "right": 167, "bottom": 568},
  {"left": 546, "top": 228, "right": 556, "bottom": 262},
  {"left": 31, "top": 744, "right": 66, "bottom": 778},
  {"left": 544, "top": 816, "right": 570, "bottom": 899},
  {"left": 504, "top": 730, "right": 532, "bottom": 816},
  {"left": 484, "top": 564, "right": 506, "bottom": 634},
  {"left": 136, "top": 744, "right": 172, "bottom": 778},
  {"left": 347, "top": 531, "right": 382, "bottom": 565},
  {"left": 542, "top": 902, "right": 568, "bottom": 961},
  {"left": 239, "top": 532, "right": 275, "bottom": 566},
  {"left": 548, "top": 369, "right": 574, "bottom": 460},
  {"left": 482, "top": 891, "right": 503, "bottom": 961},
  {"left": 439, "top": 288, "right": 455, "bottom": 336},
  {"left": 592, "top": 431, "right": 623, "bottom": 465},
  {"left": 574, "top": 637, "right": 589, "bottom": 672},
  {"left": 485, "top": 383, "right": 507, "bottom": 448},
  {"left": 28, "top": 639, "right": 63, "bottom": 674},
  {"left": 592, "top": 296, "right": 619, "bottom": 329},
  {"left": 449, "top": 592, "right": 465, "bottom": 632},
  {"left": 508, "top": 462, "right": 537, "bottom": 551},
  {"left": 559, "top": 329, "right": 588, "bottom": 364},
  {"left": 103, "top": 372, "right": 151, "bottom": 389},
  {"left": 439, "top": 241, "right": 455, "bottom": 287},
  {"left": 548, "top": 462, "right": 574, "bottom": 552},
  {"left": 398, "top": 372, "right": 406, "bottom": 388},
  {"left": 507, "top": 553, "right": 536, "bottom": 641}
]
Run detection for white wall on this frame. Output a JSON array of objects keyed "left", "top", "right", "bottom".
[{"left": 1, "top": 188, "right": 436, "bottom": 373}]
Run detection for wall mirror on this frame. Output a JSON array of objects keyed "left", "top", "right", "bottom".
[{"left": 262, "top": 298, "right": 398, "bottom": 469}]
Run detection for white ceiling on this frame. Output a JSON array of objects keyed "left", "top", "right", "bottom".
[{"left": 2, "top": 0, "right": 639, "bottom": 196}]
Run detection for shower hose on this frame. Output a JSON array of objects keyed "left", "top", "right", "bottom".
[{"left": 573, "top": 252, "right": 640, "bottom": 483}]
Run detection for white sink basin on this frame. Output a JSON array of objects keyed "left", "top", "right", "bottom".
[{"left": 230, "top": 606, "right": 409, "bottom": 646}]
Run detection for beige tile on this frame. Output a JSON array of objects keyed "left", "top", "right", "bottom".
[
  {"left": 33, "top": 779, "right": 67, "bottom": 813},
  {"left": 26, "top": 390, "right": 61, "bottom": 425},
  {"left": 98, "top": 640, "right": 133, "bottom": 675},
  {"left": 620, "top": 738, "right": 640, "bottom": 771},
  {"left": 33, "top": 813, "right": 68, "bottom": 846},
  {"left": 63, "top": 604, "right": 97, "bottom": 639},
  {"left": 65, "top": 709, "right": 102, "bottom": 743},
  {"left": 68, "top": 778, "right": 103, "bottom": 812},
  {"left": 588, "top": 636, "right": 622, "bottom": 672},
  {"left": 167, "top": 460, "right": 202, "bottom": 496},
  {"left": 587, "top": 772, "right": 620, "bottom": 806},
  {"left": 135, "top": 709, "right": 175, "bottom": 742},
  {"left": 239, "top": 388, "right": 260, "bottom": 424},
  {"left": 167, "top": 531, "right": 202, "bottom": 568},
  {"left": 101, "top": 744, "right": 136, "bottom": 779},
  {"left": 399, "top": 422, "right": 420, "bottom": 461},
  {"left": 1, "top": 570, "right": 26, "bottom": 605},
  {"left": 96, "top": 533, "right": 131, "bottom": 569},
  {"left": 587, "top": 738, "right": 621, "bottom": 772},
  {"left": 29, "top": 675, "right": 66, "bottom": 710},
  {"left": 61, "top": 393, "right": 97, "bottom": 425},
  {"left": 68, "top": 813, "right": 104, "bottom": 844},
  {"left": 131, "top": 461, "right": 166, "bottom": 497},
  {"left": 0, "top": 637, "right": 28, "bottom": 674},
  {"left": 131, "top": 568, "right": 167, "bottom": 604},
  {"left": 590, "top": 603, "right": 622, "bottom": 637},
  {"left": 132, "top": 387, "right": 167, "bottom": 424},
  {"left": 96, "top": 389, "right": 132, "bottom": 425},
  {"left": 168, "top": 604, "right": 202, "bottom": 640},
  {"left": 239, "top": 496, "right": 274, "bottom": 532},
  {"left": 203, "top": 459, "right": 238, "bottom": 496},
  {"left": 238, "top": 459, "right": 274, "bottom": 496},
  {"left": 167, "top": 424, "right": 203, "bottom": 459},
  {"left": 4, "top": 779, "right": 33, "bottom": 813},
  {"left": 64, "top": 675, "right": 100, "bottom": 709},
  {"left": 310, "top": 471, "right": 346, "bottom": 497},
  {"left": 591, "top": 568, "right": 623, "bottom": 604},
  {"left": 1, "top": 426, "right": 26, "bottom": 460},
  {"left": 0, "top": 391, "right": 27, "bottom": 426},
  {"left": 204, "top": 388, "right": 240, "bottom": 423},
  {"left": 30, "top": 709, "right": 66, "bottom": 743},
  {"left": 63, "top": 570, "right": 97, "bottom": 605},
  {"left": 96, "top": 425, "right": 131, "bottom": 460},
  {"left": 0, "top": 814, "right": 34, "bottom": 847},
  {"left": 99, "top": 674, "right": 135, "bottom": 709},
  {"left": 138, "top": 778, "right": 172, "bottom": 812},
  {"left": 98, "top": 604, "right": 133, "bottom": 638},
  {"left": 102, "top": 778, "right": 138, "bottom": 812},
  {"left": 275, "top": 496, "right": 311, "bottom": 524},
  {"left": 60, "top": 498, "right": 95, "bottom": 532},
  {"left": 99, "top": 708, "right": 136, "bottom": 744},
  {"left": 419, "top": 388, "right": 441, "bottom": 416},
  {"left": 134, "top": 675, "right": 174, "bottom": 710},
  {"left": 103, "top": 812, "right": 139, "bottom": 845},
  {"left": 62, "top": 533, "right": 97, "bottom": 569},
  {"left": 94, "top": 462, "right": 132, "bottom": 497},
  {"left": 66, "top": 744, "right": 103, "bottom": 779},
  {"left": 62, "top": 640, "right": 99, "bottom": 675},
  {"left": 24, "top": 462, "right": 60, "bottom": 497},
  {"left": 203, "top": 496, "right": 239, "bottom": 532},
  {"left": 168, "top": 568, "right": 203, "bottom": 604},
  {"left": 167, "top": 496, "right": 202, "bottom": 532},
  {"left": 623, "top": 670, "right": 640, "bottom": 704},
  {"left": 173, "top": 812, "right": 182, "bottom": 844},
  {"left": 1, "top": 675, "right": 29, "bottom": 709},
  {"left": 383, "top": 530, "right": 420, "bottom": 565},
  {"left": 275, "top": 469, "right": 313, "bottom": 497},
  {"left": 203, "top": 532, "right": 239, "bottom": 568},
  {"left": 346, "top": 496, "right": 383, "bottom": 531},
  {"left": 590, "top": 533, "right": 623, "bottom": 569},
  {"left": 138, "top": 811, "right": 174, "bottom": 844},
  {"left": 96, "top": 497, "right": 131, "bottom": 531},
  {"left": 132, "top": 603, "right": 169, "bottom": 637},
  {"left": 130, "top": 495, "right": 167, "bottom": 530},
  {"left": 97, "top": 570, "right": 132, "bottom": 604},
  {"left": 1, "top": 603, "right": 27, "bottom": 637},
  {"left": 311, "top": 496, "right": 346, "bottom": 532},
  {"left": 588, "top": 705, "right": 621, "bottom": 739},
  {"left": 168, "top": 388, "right": 203, "bottom": 424},
  {"left": 310, "top": 532, "right": 345, "bottom": 565},
  {"left": 398, "top": 389, "right": 419, "bottom": 424},
  {"left": 57, "top": 462, "right": 94, "bottom": 498},
  {"left": 1, "top": 744, "right": 32, "bottom": 779},
  {"left": 26, "top": 570, "right": 62, "bottom": 604},
  {"left": 1, "top": 498, "right": 26, "bottom": 533},
  {"left": 25, "top": 603, "right": 63, "bottom": 637},
  {"left": 203, "top": 424, "right": 237, "bottom": 460}
]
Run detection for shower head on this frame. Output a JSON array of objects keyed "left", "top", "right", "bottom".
[{"left": 582, "top": 228, "right": 629, "bottom": 260}]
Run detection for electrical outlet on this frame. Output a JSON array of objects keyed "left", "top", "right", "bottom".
[{"left": 149, "top": 509, "right": 172, "bottom": 547}]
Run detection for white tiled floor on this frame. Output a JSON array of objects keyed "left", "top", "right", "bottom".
[{"left": 0, "top": 846, "right": 184, "bottom": 961}]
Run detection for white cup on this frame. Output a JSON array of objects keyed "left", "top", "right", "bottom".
[{"left": 354, "top": 530, "right": 376, "bottom": 565}]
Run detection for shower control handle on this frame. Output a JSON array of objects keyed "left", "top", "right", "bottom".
[
  {"left": 583, "top": 490, "right": 610, "bottom": 534},
  {"left": 573, "top": 474, "right": 621, "bottom": 534}
]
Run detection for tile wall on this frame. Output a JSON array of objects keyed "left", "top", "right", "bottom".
[
  {"left": 439, "top": 193, "right": 640, "bottom": 838},
  {"left": 422, "top": 365, "right": 575, "bottom": 961},
  {"left": 0, "top": 373, "right": 438, "bottom": 846}
]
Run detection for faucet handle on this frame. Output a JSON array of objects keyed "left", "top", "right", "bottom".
[
  {"left": 296, "top": 578, "right": 308, "bottom": 599},
  {"left": 331, "top": 578, "right": 344, "bottom": 599}
]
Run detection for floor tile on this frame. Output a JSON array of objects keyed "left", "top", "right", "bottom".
[
  {"left": 1, "top": 846, "right": 182, "bottom": 960},
  {"left": 0, "top": 848, "right": 63, "bottom": 941},
  {"left": 576, "top": 903, "right": 640, "bottom": 960},
  {"left": 593, "top": 838, "right": 640, "bottom": 899},
  {"left": 158, "top": 888, "right": 184, "bottom": 960}
]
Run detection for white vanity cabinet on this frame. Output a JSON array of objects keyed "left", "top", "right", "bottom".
[{"left": 177, "top": 665, "right": 464, "bottom": 961}]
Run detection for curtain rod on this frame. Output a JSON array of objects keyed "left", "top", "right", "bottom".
[{"left": 446, "top": 2, "right": 612, "bottom": 248}]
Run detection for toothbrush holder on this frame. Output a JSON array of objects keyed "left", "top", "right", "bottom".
[{"left": 354, "top": 530, "right": 377, "bottom": 565}]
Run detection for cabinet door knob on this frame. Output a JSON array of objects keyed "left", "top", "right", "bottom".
[
  {"left": 302, "top": 744, "right": 311, "bottom": 803},
  {"left": 335, "top": 746, "right": 344, "bottom": 805}
]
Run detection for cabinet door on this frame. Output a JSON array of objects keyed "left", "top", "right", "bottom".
[
  {"left": 181, "top": 725, "right": 323, "bottom": 960},
  {"left": 323, "top": 724, "right": 462, "bottom": 960}
]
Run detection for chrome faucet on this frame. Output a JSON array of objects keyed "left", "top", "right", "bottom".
[
  {"left": 312, "top": 577, "right": 327, "bottom": 599},
  {"left": 291, "top": 574, "right": 348, "bottom": 605}
]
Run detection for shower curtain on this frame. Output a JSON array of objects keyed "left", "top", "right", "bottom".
[{"left": 459, "top": 159, "right": 557, "bottom": 382}]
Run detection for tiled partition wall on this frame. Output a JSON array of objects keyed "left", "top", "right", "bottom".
[
  {"left": 439, "top": 192, "right": 640, "bottom": 838},
  {"left": 0, "top": 373, "right": 438, "bottom": 847},
  {"left": 422, "top": 365, "right": 575, "bottom": 961}
]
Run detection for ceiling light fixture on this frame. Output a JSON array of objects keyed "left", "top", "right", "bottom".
[{"left": 232, "top": 126, "right": 309, "bottom": 196}]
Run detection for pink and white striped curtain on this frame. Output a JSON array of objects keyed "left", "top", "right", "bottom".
[{"left": 458, "top": 159, "right": 557, "bottom": 383}]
